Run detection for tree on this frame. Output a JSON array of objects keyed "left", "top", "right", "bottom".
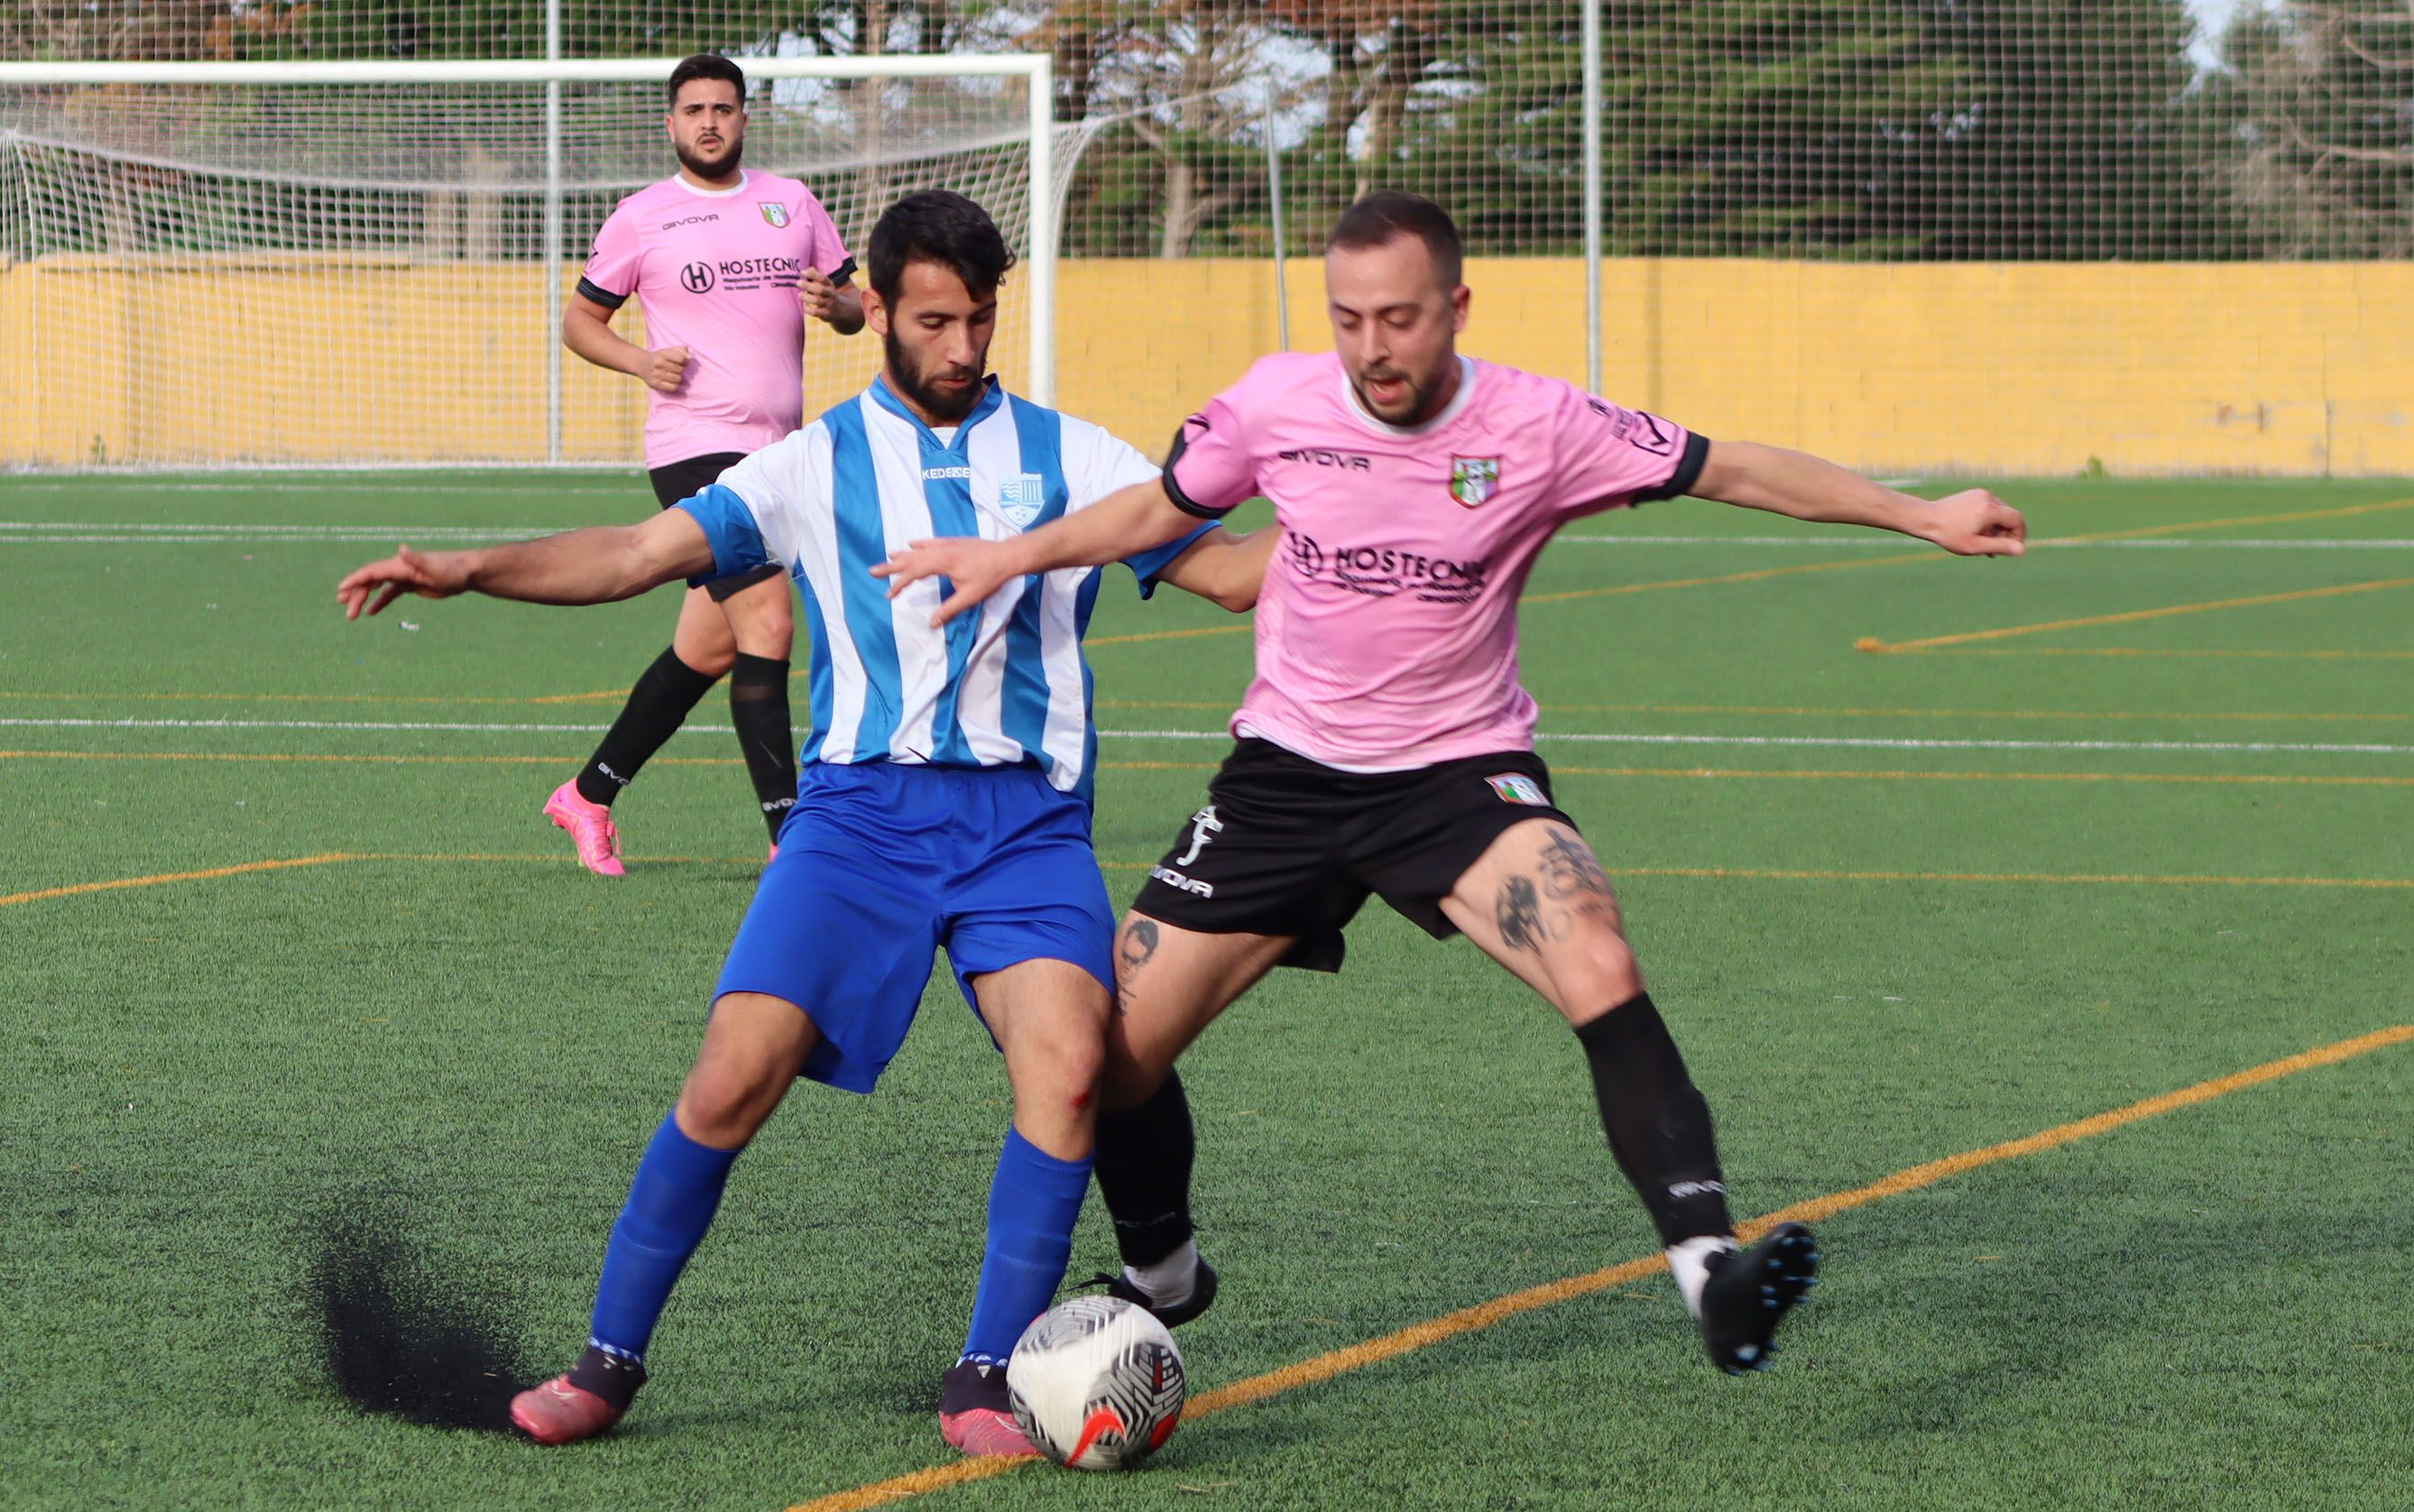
[{"left": 2220, "top": 1, "right": 2414, "bottom": 258}]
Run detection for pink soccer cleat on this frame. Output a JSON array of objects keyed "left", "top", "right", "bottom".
[
  {"left": 510, "top": 1374, "right": 625, "bottom": 1445},
  {"left": 544, "top": 780, "right": 624, "bottom": 877},
  {"left": 938, "top": 1359, "right": 1040, "bottom": 1458}
]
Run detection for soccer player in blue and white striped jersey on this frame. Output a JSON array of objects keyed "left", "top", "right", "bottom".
[{"left": 336, "top": 191, "right": 1276, "bottom": 1455}]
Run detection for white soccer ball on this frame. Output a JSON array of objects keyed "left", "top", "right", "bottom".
[{"left": 1007, "top": 1295, "right": 1186, "bottom": 1471}]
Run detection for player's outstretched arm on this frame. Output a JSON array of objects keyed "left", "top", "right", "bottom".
[
  {"left": 336, "top": 510, "right": 717, "bottom": 621},
  {"left": 1153, "top": 525, "right": 1280, "bottom": 613},
  {"left": 874, "top": 476, "right": 1206, "bottom": 626},
  {"left": 1691, "top": 439, "right": 2025, "bottom": 557}
]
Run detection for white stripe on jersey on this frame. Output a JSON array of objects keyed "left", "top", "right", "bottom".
[{"left": 701, "top": 379, "right": 1162, "bottom": 794}]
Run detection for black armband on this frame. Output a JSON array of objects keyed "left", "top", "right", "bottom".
[
  {"left": 1160, "top": 421, "right": 1228, "bottom": 519},
  {"left": 575, "top": 277, "right": 629, "bottom": 311},
  {"left": 1633, "top": 431, "right": 1711, "bottom": 502}
]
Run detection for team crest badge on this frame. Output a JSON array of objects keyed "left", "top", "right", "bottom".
[
  {"left": 998, "top": 472, "right": 1047, "bottom": 529},
  {"left": 758, "top": 201, "right": 790, "bottom": 228},
  {"left": 1450, "top": 456, "right": 1500, "bottom": 508},
  {"left": 1486, "top": 772, "right": 1548, "bottom": 807}
]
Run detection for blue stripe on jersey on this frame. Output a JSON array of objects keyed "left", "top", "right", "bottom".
[
  {"left": 796, "top": 582, "right": 837, "bottom": 765},
  {"left": 1000, "top": 397, "right": 1070, "bottom": 766},
  {"left": 1071, "top": 566, "right": 1104, "bottom": 808},
  {"left": 918, "top": 427, "right": 987, "bottom": 768},
  {"left": 673, "top": 484, "right": 769, "bottom": 585},
  {"left": 824, "top": 397, "right": 905, "bottom": 760}
]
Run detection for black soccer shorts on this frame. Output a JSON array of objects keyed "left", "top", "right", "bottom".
[
  {"left": 650, "top": 450, "right": 783, "bottom": 602},
  {"left": 1129, "top": 737, "right": 1580, "bottom": 972}
]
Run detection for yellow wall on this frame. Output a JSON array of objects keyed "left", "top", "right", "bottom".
[{"left": 5, "top": 254, "right": 2411, "bottom": 474}]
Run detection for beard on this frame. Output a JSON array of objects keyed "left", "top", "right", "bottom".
[
  {"left": 883, "top": 327, "right": 986, "bottom": 423},
  {"left": 673, "top": 134, "right": 742, "bottom": 180},
  {"left": 1349, "top": 363, "right": 1446, "bottom": 425}
]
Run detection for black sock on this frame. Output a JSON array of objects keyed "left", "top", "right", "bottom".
[
  {"left": 566, "top": 1343, "right": 648, "bottom": 1411},
  {"left": 1575, "top": 992, "right": 1732, "bottom": 1246},
  {"left": 574, "top": 647, "right": 719, "bottom": 807},
  {"left": 1093, "top": 1070, "right": 1196, "bottom": 1268},
  {"left": 727, "top": 653, "right": 797, "bottom": 842}
]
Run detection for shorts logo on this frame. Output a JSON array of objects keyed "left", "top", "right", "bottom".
[
  {"left": 1450, "top": 456, "right": 1500, "bottom": 508},
  {"left": 759, "top": 201, "right": 790, "bottom": 227},
  {"left": 1149, "top": 865, "right": 1214, "bottom": 899},
  {"left": 1175, "top": 804, "right": 1222, "bottom": 866},
  {"left": 1486, "top": 772, "right": 1548, "bottom": 807},
  {"left": 998, "top": 472, "right": 1047, "bottom": 529}
]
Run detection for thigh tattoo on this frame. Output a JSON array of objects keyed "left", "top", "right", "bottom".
[
  {"left": 1497, "top": 875, "right": 1545, "bottom": 954},
  {"left": 1114, "top": 917, "right": 1161, "bottom": 1009},
  {"left": 1497, "top": 826, "right": 1624, "bottom": 953}
]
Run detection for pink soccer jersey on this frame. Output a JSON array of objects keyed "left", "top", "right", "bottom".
[
  {"left": 579, "top": 171, "right": 853, "bottom": 466},
  {"left": 1165, "top": 351, "right": 1707, "bottom": 771}
]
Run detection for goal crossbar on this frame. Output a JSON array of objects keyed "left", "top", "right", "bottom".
[{"left": 1, "top": 53, "right": 1060, "bottom": 463}]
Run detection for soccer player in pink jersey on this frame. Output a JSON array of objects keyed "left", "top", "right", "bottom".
[
  {"left": 878, "top": 191, "right": 2027, "bottom": 1377},
  {"left": 546, "top": 54, "right": 865, "bottom": 875}
]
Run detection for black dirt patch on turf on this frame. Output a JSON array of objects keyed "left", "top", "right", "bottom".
[{"left": 307, "top": 1202, "right": 538, "bottom": 1434}]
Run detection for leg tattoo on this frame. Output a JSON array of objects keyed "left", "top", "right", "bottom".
[{"left": 1497, "top": 875, "right": 1545, "bottom": 954}]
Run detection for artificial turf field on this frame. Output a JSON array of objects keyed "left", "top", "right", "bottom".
[{"left": 2, "top": 472, "right": 2409, "bottom": 1511}]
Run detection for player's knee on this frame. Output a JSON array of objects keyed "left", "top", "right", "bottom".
[
  {"left": 1557, "top": 929, "right": 1644, "bottom": 1008},
  {"left": 674, "top": 1063, "right": 780, "bottom": 1148}
]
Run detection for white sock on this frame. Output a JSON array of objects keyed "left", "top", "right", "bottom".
[
  {"left": 1667, "top": 1235, "right": 1737, "bottom": 1319},
  {"left": 1124, "top": 1239, "right": 1201, "bottom": 1304}
]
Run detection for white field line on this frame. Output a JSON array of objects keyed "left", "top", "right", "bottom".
[
  {"left": 1554, "top": 535, "right": 2414, "bottom": 550},
  {"left": 9, "top": 715, "right": 2414, "bottom": 757},
  {"left": 9, "top": 522, "right": 2414, "bottom": 550}
]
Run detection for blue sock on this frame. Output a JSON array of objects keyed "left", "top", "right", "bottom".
[
  {"left": 588, "top": 1111, "right": 742, "bottom": 1364},
  {"left": 960, "top": 1129, "right": 1092, "bottom": 1366}
]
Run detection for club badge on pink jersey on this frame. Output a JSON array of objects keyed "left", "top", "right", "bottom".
[
  {"left": 759, "top": 201, "right": 789, "bottom": 227},
  {"left": 1450, "top": 456, "right": 1500, "bottom": 508}
]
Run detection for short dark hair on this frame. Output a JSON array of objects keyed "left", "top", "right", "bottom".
[
  {"left": 1328, "top": 190, "right": 1463, "bottom": 290},
  {"left": 867, "top": 190, "right": 1016, "bottom": 305},
  {"left": 668, "top": 53, "right": 745, "bottom": 107}
]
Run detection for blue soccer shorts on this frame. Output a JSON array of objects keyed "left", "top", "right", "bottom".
[{"left": 711, "top": 761, "right": 1117, "bottom": 1093}]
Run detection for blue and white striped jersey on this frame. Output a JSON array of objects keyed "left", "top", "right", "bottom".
[{"left": 677, "top": 374, "right": 1211, "bottom": 797}]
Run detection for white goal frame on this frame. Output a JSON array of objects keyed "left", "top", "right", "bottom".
[{"left": 0, "top": 53, "right": 1059, "bottom": 462}]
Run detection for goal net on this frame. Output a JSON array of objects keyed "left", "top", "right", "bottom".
[{"left": 0, "top": 57, "right": 1059, "bottom": 468}]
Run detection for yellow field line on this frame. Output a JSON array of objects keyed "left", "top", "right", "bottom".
[
  {"left": 8, "top": 753, "right": 2414, "bottom": 791},
  {"left": 1881, "top": 647, "right": 2414, "bottom": 661},
  {"left": 1083, "top": 623, "right": 1256, "bottom": 649},
  {"left": 0, "top": 852, "right": 361, "bottom": 908},
  {"left": 1857, "top": 577, "right": 2414, "bottom": 654},
  {"left": 1548, "top": 765, "right": 2414, "bottom": 789},
  {"left": 1533, "top": 703, "right": 2413, "bottom": 724},
  {"left": 1609, "top": 864, "right": 2414, "bottom": 890},
  {"left": 779, "top": 1023, "right": 2414, "bottom": 1512},
  {"left": 2053, "top": 493, "right": 2414, "bottom": 543}
]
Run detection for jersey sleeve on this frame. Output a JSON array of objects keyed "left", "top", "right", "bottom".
[
  {"left": 797, "top": 189, "right": 857, "bottom": 286},
  {"left": 1159, "top": 385, "right": 1261, "bottom": 519},
  {"left": 576, "top": 202, "right": 640, "bottom": 310},
  {"left": 1548, "top": 383, "right": 1710, "bottom": 519},
  {"left": 671, "top": 438, "right": 813, "bottom": 585},
  {"left": 1064, "top": 419, "right": 1217, "bottom": 599}
]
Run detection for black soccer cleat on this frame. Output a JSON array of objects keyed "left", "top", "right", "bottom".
[
  {"left": 1096, "top": 1258, "right": 1220, "bottom": 1328},
  {"left": 1697, "top": 1222, "right": 1820, "bottom": 1374}
]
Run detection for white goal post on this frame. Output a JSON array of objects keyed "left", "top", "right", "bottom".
[{"left": 0, "top": 54, "right": 1057, "bottom": 468}]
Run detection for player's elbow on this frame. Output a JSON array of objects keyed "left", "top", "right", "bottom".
[{"left": 1211, "top": 574, "right": 1260, "bottom": 613}]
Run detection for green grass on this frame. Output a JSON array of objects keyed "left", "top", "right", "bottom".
[{"left": 3, "top": 472, "right": 2410, "bottom": 1511}]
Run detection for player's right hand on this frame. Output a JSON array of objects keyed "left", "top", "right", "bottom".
[
  {"left": 1921, "top": 489, "right": 2027, "bottom": 557},
  {"left": 336, "top": 545, "right": 475, "bottom": 621},
  {"left": 644, "top": 346, "right": 691, "bottom": 393},
  {"left": 873, "top": 537, "right": 1019, "bottom": 626}
]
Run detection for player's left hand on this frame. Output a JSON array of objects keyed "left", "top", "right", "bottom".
[
  {"left": 873, "top": 537, "right": 1020, "bottom": 626},
  {"left": 1921, "top": 489, "right": 2027, "bottom": 557},
  {"left": 799, "top": 266, "right": 842, "bottom": 320},
  {"left": 336, "top": 544, "right": 475, "bottom": 620}
]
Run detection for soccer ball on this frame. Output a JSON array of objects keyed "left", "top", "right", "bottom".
[{"left": 1007, "top": 1295, "right": 1186, "bottom": 1470}]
